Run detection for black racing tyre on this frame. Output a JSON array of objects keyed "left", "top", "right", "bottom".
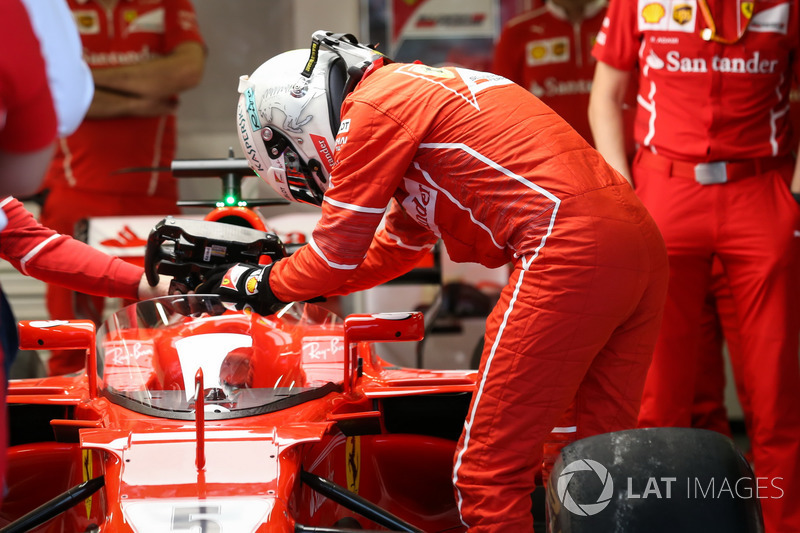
[{"left": 547, "top": 427, "right": 764, "bottom": 533}]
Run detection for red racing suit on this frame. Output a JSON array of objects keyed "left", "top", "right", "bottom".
[
  {"left": 269, "top": 60, "right": 669, "bottom": 532},
  {"left": 41, "top": 0, "right": 203, "bottom": 374},
  {"left": 594, "top": 0, "right": 800, "bottom": 530}
]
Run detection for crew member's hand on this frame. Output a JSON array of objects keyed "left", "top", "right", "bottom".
[
  {"left": 195, "top": 263, "right": 288, "bottom": 315},
  {"left": 137, "top": 272, "right": 172, "bottom": 300}
]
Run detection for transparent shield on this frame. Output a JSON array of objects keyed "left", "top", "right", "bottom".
[{"left": 96, "top": 295, "right": 345, "bottom": 420}]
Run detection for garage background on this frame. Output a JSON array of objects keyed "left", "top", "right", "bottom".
[{"left": 1, "top": 0, "right": 746, "bottom": 425}]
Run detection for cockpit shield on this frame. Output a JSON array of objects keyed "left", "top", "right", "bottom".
[{"left": 96, "top": 295, "right": 345, "bottom": 420}]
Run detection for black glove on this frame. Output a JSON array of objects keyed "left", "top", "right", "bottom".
[{"left": 195, "top": 263, "right": 288, "bottom": 316}]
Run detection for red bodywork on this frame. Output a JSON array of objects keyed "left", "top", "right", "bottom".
[{"left": 2, "top": 300, "right": 477, "bottom": 532}]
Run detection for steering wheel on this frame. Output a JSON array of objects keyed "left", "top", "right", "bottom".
[{"left": 144, "top": 216, "right": 287, "bottom": 290}]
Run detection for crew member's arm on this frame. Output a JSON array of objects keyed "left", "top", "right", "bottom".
[
  {"left": 588, "top": 61, "right": 633, "bottom": 184},
  {"left": 86, "top": 89, "right": 178, "bottom": 119},
  {"left": 87, "top": 42, "right": 206, "bottom": 118},
  {"left": 22, "top": 0, "right": 94, "bottom": 137},
  {"left": 0, "top": 197, "right": 170, "bottom": 299}
]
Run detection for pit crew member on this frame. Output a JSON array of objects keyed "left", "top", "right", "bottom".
[
  {"left": 197, "top": 32, "right": 669, "bottom": 532},
  {"left": 589, "top": 0, "right": 800, "bottom": 530},
  {"left": 41, "top": 0, "right": 206, "bottom": 375},
  {"left": 493, "top": 0, "right": 616, "bottom": 147}
]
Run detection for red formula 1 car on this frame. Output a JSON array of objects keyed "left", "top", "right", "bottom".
[
  {"left": 0, "top": 217, "right": 477, "bottom": 533},
  {"left": 0, "top": 160, "right": 765, "bottom": 533}
]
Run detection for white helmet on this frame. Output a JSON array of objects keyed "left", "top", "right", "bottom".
[{"left": 236, "top": 31, "right": 387, "bottom": 206}]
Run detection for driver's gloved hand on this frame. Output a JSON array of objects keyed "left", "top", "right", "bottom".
[{"left": 195, "top": 263, "right": 288, "bottom": 315}]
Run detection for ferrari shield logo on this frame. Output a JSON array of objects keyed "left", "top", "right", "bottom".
[
  {"left": 82, "top": 450, "right": 93, "bottom": 517},
  {"left": 408, "top": 64, "right": 455, "bottom": 78},
  {"left": 742, "top": 2, "right": 753, "bottom": 19},
  {"left": 221, "top": 273, "right": 237, "bottom": 290},
  {"left": 346, "top": 436, "right": 361, "bottom": 493},
  {"left": 222, "top": 264, "right": 250, "bottom": 292}
]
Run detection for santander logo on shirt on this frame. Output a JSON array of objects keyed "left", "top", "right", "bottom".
[
  {"left": 645, "top": 49, "right": 780, "bottom": 74},
  {"left": 530, "top": 78, "right": 593, "bottom": 98}
]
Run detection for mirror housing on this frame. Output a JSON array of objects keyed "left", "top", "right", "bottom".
[{"left": 342, "top": 312, "right": 424, "bottom": 391}]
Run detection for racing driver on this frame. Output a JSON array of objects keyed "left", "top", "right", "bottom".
[{"left": 197, "top": 31, "right": 669, "bottom": 532}]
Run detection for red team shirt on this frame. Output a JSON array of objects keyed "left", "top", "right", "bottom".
[
  {"left": 492, "top": 0, "right": 607, "bottom": 145},
  {"left": 0, "top": 0, "right": 57, "bottom": 156},
  {"left": 45, "top": 0, "right": 204, "bottom": 196},
  {"left": 593, "top": 0, "right": 800, "bottom": 162}
]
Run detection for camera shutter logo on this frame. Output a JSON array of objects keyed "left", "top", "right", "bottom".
[{"left": 557, "top": 459, "right": 614, "bottom": 516}]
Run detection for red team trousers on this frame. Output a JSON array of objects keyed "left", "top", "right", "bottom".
[{"left": 634, "top": 151, "right": 800, "bottom": 530}]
